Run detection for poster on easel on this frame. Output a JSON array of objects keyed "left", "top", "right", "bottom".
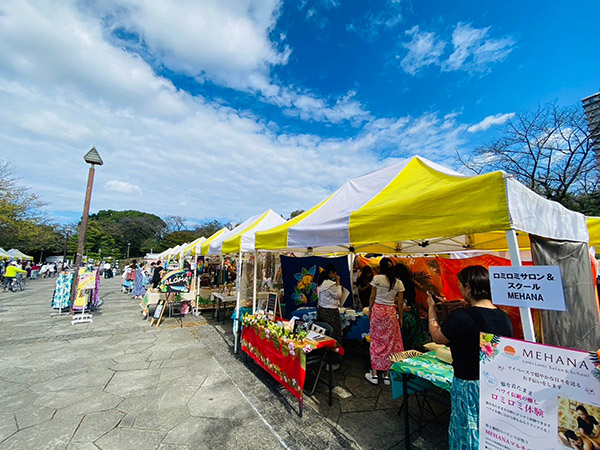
[
  {"left": 78, "top": 269, "right": 97, "bottom": 291},
  {"left": 150, "top": 298, "right": 166, "bottom": 327},
  {"left": 159, "top": 270, "right": 191, "bottom": 293},
  {"left": 479, "top": 334, "right": 600, "bottom": 450}
]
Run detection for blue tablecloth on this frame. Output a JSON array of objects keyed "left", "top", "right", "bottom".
[{"left": 291, "top": 307, "right": 370, "bottom": 340}]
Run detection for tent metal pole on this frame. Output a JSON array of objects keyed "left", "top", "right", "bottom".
[
  {"left": 233, "top": 251, "right": 242, "bottom": 353},
  {"left": 348, "top": 252, "right": 356, "bottom": 310},
  {"left": 252, "top": 250, "right": 258, "bottom": 314},
  {"left": 505, "top": 230, "right": 536, "bottom": 342},
  {"left": 193, "top": 254, "right": 199, "bottom": 316}
]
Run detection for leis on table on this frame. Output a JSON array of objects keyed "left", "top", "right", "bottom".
[{"left": 242, "top": 313, "right": 308, "bottom": 341}]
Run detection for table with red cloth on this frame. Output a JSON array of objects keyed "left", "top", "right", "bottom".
[{"left": 241, "top": 321, "right": 344, "bottom": 401}]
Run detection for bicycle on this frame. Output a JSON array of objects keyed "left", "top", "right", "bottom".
[{"left": 12, "top": 274, "right": 25, "bottom": 291}]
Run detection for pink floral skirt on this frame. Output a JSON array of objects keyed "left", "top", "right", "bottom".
[{"left": 370, "top": 303, "right": 404, "bottom": 371}]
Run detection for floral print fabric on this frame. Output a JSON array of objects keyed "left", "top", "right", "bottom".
[{"left": 370, "top": 303, "right": 404, "bottom": 371}]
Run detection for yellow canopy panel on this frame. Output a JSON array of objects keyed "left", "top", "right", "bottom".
[
  {"left": 588, "top": 216, "right": 600, "bottom": 248},
  {"left": 200, "top": 228, "right": 229, "bottom": 256},
  {"left": 255, "top": 156, "right": 588, "bottom": 253}
]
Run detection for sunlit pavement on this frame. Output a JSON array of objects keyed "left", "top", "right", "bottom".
[{"left": 0, "top": 277, "right": 448, "bottom": 450}]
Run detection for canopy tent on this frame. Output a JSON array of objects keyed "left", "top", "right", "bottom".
[
  {"left": 182, "top": 237, "right": 206, "bottom": 258},
  {"left": 256, "top": 156, "right": 588, "bottom": 254},
  {"left": 204, "top": 210, "right": 285, "bottom": 353},
  {"left": 156, "top": 248, "right": 171, "bottom": 261},
  {"left": 199, "top": 228, "right": 231, "bottom": 256},
  {"left": 207, "top": 211, "right": 284, "bottom": 255},
  {"left": 221, "top": 210, "right": 285, "bottom": 255},
  {"left": 165, "top": 244, "right": 188, "bottom": 262},
  {"left": 255, "top": 156, "right": 589, "bottom": 343},
  {"left": 0, "top": 247, "right": 11, "bottom": 259},
  {"left": 7, "top": 249, "right": 33, "bottom": 261},
  {"left": 588, "top": 216, "right": 600, "bottom": 248}
]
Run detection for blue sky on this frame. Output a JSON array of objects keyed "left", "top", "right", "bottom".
[{"left": 0, "top": 0, "right": 598, "bottom": 225}]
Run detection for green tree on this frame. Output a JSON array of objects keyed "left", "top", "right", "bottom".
[
  {"left": 0, "top": 160, "right": 60, "bottom": 256},
  {"left": 71, "top": 210, "right": 166, "bottom": 258},
  {"left": 289, "top": 209, "right": 305, "bottom": 219}
]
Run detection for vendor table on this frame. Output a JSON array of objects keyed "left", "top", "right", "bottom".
[
  {"left": 389, "top": 352, "right": 453, "bottom": 450},
  {"left": 291, "top": 307, "right": 370, "bottom": 340},
  {"left": 210, "top": 293, "right": 237, "bottom": 323},
  {"left": 241, "top": 319, "right": 344, "bottom": 415}
]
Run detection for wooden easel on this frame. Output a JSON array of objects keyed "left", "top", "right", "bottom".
[
  {"left": 150, "top": 293, "right": 169, "bottom": 327},
  {"left": 266, "top": 293, "right": 282, "bottom": 321}
]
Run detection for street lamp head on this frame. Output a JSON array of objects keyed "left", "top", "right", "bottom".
[{"left": 84, "top": 147, "right": 104, "bottom": 166}]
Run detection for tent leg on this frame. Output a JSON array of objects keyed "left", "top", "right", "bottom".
[
  {"left": 233, "top": 251, "right": 242, "bottom": 353},
  {"left": 348, "top": 252, "right": 356, "bottom": 310},
  {"left": 505, "top": 230, "right": 536, "bottom": 342},
  {"left": 252, "top": 251, "right": 258, "bottom": 314},
  {"left": 194, "top": 255, "right": 199, "bottom": 316}
]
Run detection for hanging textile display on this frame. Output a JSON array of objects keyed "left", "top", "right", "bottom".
[
  {"left": 280, "top": 255, "right": 352, "bottom": 318},
  {"left": 90, "top": 268, "right": 102, "bottom": 308},
  {"left": 52, "top": 271, "right": 74, "bottom": 310}
]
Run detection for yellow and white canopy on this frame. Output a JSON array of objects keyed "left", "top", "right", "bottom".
[
  {"left": 181, "top": 237, "right": 206, "bottom": 257},
  {"left": 588, "top": 217, "right": 600, "bottom": 248},
  {"left": 255, "top": 156, "right": 589, "bottom": 254},
  {"left": 199, "top": 228, "right": 231, "bottom": 256},
  {"left": 208, "top": 210, "right": 285, "bottom": 255},
  {"left": 166, "top": 244, "right": 186, "bottom": 261},
  {"left": 7, "top": 249, "right": 33, "bottom": 260}
]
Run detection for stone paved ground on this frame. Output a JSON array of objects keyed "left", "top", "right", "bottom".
[{"left": 0, "top": 276, "right": 449, "bottom": 449}]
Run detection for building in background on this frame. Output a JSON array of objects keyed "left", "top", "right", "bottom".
[{"left": 582, "top": 92, "right": 600, "bottom": 163}]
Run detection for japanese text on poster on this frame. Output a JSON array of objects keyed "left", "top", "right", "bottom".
[
  {"left": 480, "top": 334, "right": 600, "bottom": 450},
  {"left": 489, "top": 266, "right": 566, "bottom": 311}
]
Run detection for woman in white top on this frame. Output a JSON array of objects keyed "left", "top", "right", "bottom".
[
  {"left": 365, "top": 257, "right": 405, "bottom": 385},
  {"left": 316, "top": 264, "right": 343, "bottom": 343}
]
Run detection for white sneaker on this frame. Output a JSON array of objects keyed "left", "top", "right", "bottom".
[
  {"left": 365, "top": 372, "right": 378, "bottom": 385},
  {"left": 383, "top": 376, "right": 391, "bottom": 386}
]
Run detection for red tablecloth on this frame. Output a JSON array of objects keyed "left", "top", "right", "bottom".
[{"left": 241, "top": 323, "right": 344, "bottom": 400}]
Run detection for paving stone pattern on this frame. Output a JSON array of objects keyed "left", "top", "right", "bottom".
[{"left": 0, "top": 276, "right": 449, "bottom": 449}]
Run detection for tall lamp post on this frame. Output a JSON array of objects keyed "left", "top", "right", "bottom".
[
  {"left": 126, "top": 242, "right": 130, "bottom": 259},
  {"left": 70, "top": 147, "right": 103, "bottom": 311}
]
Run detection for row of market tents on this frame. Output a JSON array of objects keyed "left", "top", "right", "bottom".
[
  {"left": 157, "top": 156, "right": 600, "bottom": 350},
  {"left": 0, "top": 247, "right": 33, "bottom": 261},
  {"left": 159, "top": 157, "right": 600, "bottom": 258}
]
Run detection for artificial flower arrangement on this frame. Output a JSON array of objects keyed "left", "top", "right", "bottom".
[{"left": 242, "top": 313, "right": 308, "bottom": 341}]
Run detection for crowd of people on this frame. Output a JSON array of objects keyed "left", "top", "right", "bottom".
[
  {"left": 315, "top": 259, "right": 514, "bottom": 450},
  {"left": 0, "top": 259, "right": 71, "bottom": 292}
]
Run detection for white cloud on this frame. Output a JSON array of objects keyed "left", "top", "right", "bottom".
[
  {"left": 400, "top": 26, "right": 446, "bottom": 75},
  {"left": 467, "top": 112, "right": 515, "bottom": 133},
  {"left": 443, "top": 23, "right": 515, "bottom": 73},
  {"left": 89, "top": 0, "right": 287, "bottom": 88},
  {"left": 105, "top": 180, "right": 143, "bottom": 195},
  {"left": 345, "top": 0, "right": 404, "bottom": 40},
  {"left": 0, "top": 0, "right": 473, "bottom": 223},
  {"left": 400, "top": 22, "right": 515, "bottom": 76},
  {"left": 81, "top": 0, "right": 363, "bottom": 124}
]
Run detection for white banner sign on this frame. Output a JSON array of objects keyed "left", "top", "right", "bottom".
[
  {"left": 489, "top": 265, "right": 566, "bottom": 311},
  {"left": 480, "top": 334, "right": 600, "bottom": 450}
]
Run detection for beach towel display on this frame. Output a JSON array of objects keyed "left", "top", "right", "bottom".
[{"left": 51, "top": 271, "right": 74, "bottom": 310}]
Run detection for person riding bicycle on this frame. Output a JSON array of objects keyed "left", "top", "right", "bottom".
[{"left": 3, "top": 262, "right": 26, "bottom": 292}]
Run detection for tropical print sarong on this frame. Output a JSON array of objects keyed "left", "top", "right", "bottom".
[
  {"left": 449, "top": 377, "right": 479, "bottom": 450},
  {"left": 370, "top": 303, "right": 404, "bottom": 371}
]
